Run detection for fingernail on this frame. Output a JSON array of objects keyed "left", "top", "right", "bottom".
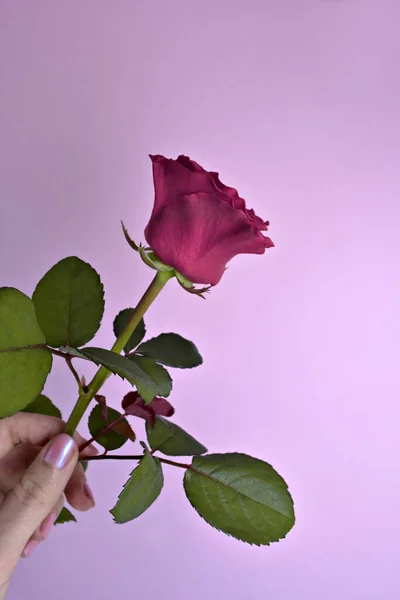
[
  {"left": 44, "top": 434, "right": 76, "bottom": 469},
  {"left": 40, "top": 512, "right": 57, "bottom": 541},
  {"left": 23, "top": 539, "right": 40, "bottom": 558},
  {"left": 83, "top": 481, "right": 95, "bottom": 506}
]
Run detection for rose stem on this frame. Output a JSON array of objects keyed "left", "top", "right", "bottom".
[
  {"left": 81, "top": 454, "right": 191, "bottom": 469},
  {"left": 64, "top": 270, "right": 175, "bottom": 436}
]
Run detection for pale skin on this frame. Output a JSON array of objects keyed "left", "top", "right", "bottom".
[{"left": 0, "top": 413, "right": 97, "bottom": 599}]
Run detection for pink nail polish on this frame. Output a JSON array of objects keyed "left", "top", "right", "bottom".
[
  {"left": 83, "top": 482, "right": 95, "bottom": 505},
  {"left": 40, "top": 512, "right": 57, "bottom": 540},
  {"left": 44, "top": 434, "right": 76, "bottom": 469},
  {"left": 23, "top": 539, "right": 40, "bottom": 558}
]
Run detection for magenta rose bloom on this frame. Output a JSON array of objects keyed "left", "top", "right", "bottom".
[{"left": 144, "top": 155, "right": 274, "bottom": 285}]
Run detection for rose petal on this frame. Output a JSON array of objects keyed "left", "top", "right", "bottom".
[
  {"left": 176, "top": 155, "right": 205, "bottom": 173},
  {"left": 146, "top": 192, "right": 272, "bottom": 285},
  {"left": 209, "top": 171, "right": 242, "bottom": 207},
  {"left": 149, "top": 155, "right": 216, "bottom": 217},
  {"left": 146, "top": 155, "right": 273, "bottom": 285},
  {"left": 209, "top": 172, "right": 268, "bottom": 230}
]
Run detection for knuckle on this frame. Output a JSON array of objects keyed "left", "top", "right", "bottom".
[{"left": 11, "top": 473, "right": 53, "bottom": 509}]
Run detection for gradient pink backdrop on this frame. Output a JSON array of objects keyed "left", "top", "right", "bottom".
[{"left": 1, "top": 1, "right": 400, "bottom": 598}]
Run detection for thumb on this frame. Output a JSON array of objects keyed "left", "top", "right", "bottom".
[{"left": 0, "top": 434, "right": 78, "bottom": 573}]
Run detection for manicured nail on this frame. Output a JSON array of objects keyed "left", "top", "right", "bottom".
[
  {"left": 40, "top": 512, "right": 57, "bottom": 541},
  {"left": 83, "top": 481, "right": 95, "bottom": 505},
  {"left": 23, "top": 539, "right": 40, "bottom": 558},
  {"left": 44, "top": 434, "right": 76, "bottom": 469}
]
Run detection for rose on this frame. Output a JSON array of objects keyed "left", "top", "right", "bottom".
[{"left": 144, "top": 155, "right": 274, "bottom": 285}]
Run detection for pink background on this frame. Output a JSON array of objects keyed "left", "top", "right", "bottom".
[{"left": 1, "top": 0, "right": 400, "bottom": 598}]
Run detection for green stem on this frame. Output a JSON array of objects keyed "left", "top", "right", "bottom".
[
  {"left": 64, "top": 270, "right": 174, "bottom": 436},
  {"left": 82, "top": 454, "right": 191, "bottom": 469}
]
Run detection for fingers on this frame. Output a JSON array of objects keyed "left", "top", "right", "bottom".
[
  {"left": 23, "top": 460, "right": 97, "bottom": 551},
  {"left": 64, "top": 463, "right": 95, "bottom": 512},
  {"left": 0, "top": 444, "right": 38, "bottom": 504},
  {"left": 74, "top": 431, "right": 99, "bottom": 457},
  {"left": 0, "top": 413, "right": 64, "bottom": 460},
  {"left": 28, "top": 496, "right": 64, "bottom": 544},
  {"left": 0, "top": 413, "right": 99, "bottom": 462},
  {"left": 0, "top": 434, "right": 78, "bottom": 578},
  {"left": 24, "top": 459, "right": 97, "bottom": 552},
  {"left": 0, "top": 440, "right": 97, "bottom": 511},
  {"left": 53, "top": 496, "right": 65, "bottom": 520}
]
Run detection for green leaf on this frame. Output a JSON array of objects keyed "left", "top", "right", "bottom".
[
  {"left": 88, "top": 404, "right": 132, "bottom": 451},
  {"left": 0, "top": 288, "right": 53, "bottom": 417},
  {"left": 146, "top": 417, "right": 207, "bottom": 456},
  {"left": 54, "top": 507, "right": 77, "bottom": 525},
  {"left": 110, "top": 449, "right": 164, "bottom": 523},
  {"left": 32, "top": 257, "right": 104, "bottom": 347},
  {"left": 23, "top": 394, "right": 62, "bottom": 419},
  {"left": 183, "top": 453, "right": 295, "bottom": 546},
  {"left": 82, "top": 347, "right": 157, "bottom": 403},
  {"left": 129, "top": 356, "right": 172, "bottom": 397},
  {"left": 136, "top": 333, "right": 203, "bottom": 369},
  {"left": 81, "top": 461, "right": 89, "bottom": 472},
  {"left": 113, "top": 308, "right": 146, "bottom": 353},
  {"left": 58, "top": 345, "right": 89, "bottom": 360}
]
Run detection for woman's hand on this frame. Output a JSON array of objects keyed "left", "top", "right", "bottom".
[{"left": 0, "top": 413, "right": 97, "bottom": 599}]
